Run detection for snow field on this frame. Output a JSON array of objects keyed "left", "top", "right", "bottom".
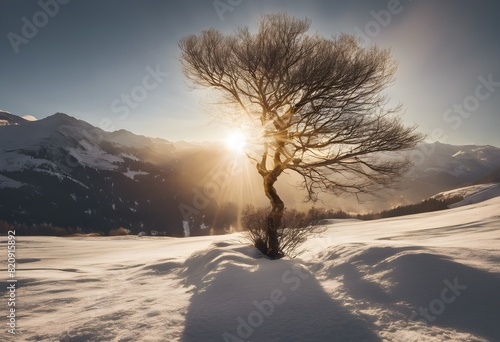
[{"left": 2, "top": 197, "right": 499, "bottom": 341}]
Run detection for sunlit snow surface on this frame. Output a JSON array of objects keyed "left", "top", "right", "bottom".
[{"left": 4, "top": 197, "right": 500, "bottom": 341}]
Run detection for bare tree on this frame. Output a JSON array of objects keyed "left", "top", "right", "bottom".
[{"left": 179, "top": 13, "right": 423, "bottom": 259}]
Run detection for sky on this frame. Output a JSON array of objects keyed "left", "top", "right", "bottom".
[{"left": 1, "top": 0, "right": 499, "bottom": 146}]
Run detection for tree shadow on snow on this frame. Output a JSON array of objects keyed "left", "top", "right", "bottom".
[
  {"left": 179, "top": 242, "right": 381, "bottom": 342},
  {"left": 386, "top": 251, "right": 500, "bottom": 341},
  {"left": 320, "top": 246, "right": 500, "bottom": 341}
]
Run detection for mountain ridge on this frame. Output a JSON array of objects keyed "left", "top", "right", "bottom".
[
  {"left": 1, "top": 110, "right": 500, "bottom": 233},
  {"left": 0, "top": 110, "right": 29, "bottom": 126},
  {"left": 0, "top": 111, "right": 239, "bottom": 235}
]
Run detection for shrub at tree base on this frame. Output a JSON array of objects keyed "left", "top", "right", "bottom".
[
  {"left": 109, "top": 227, "right": 130, "bottom": 236},
  {"left": 242, "top": 206, "right": 326, "bottom": 258}
]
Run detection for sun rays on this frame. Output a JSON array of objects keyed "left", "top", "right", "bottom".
[{"left": 225, "top": 131, "right": 248, "bottom": 153}]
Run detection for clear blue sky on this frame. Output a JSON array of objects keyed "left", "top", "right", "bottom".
[{"left": 1, "top": 0, "right": 499, "bottom": 146}]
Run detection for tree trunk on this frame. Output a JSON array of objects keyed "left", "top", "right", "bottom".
[{"left": 263, "top": 173, "right": 285, "bottom": 259}]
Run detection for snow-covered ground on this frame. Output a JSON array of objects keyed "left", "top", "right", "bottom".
[{"left": 3, "top": 197, "right": 500, "bottom": 341}]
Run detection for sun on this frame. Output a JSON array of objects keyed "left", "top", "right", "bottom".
[{"left": 225, "top": 131, "right": 248, "bottom": 153}]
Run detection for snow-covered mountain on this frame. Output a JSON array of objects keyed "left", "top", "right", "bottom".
[
  {"left": 1, "top": 111, "right": 500, "bottom": 230},
  {"left": 371, "top": 142, "right": 500, "bottom": 209},
  {"left": 0, "top": 110, "right": 29, "bottom": 126},
  {"left": 408, "top": 142, "right": 500, "bottom": 181},
  {"left": 0, "top": 112, "right": 238, "bottom": 235}
]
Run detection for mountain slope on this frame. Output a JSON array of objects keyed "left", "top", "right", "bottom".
[
  {"left": 371, "top": 142, "right": 500, "bottom": 210},
  {"left": 2, "top": 111, "right": 500, "bottom": 230},
  {"left": 0, "top": 113, "right": 238, "bottom": 235},
  {"left": 408, "top": 142, "right": 500, "bottom": 181},
  {"left": 474, "top": 166, "right": 500, "bottom": 184},
  {"left": 0, "top": 110, "right": 28, "bottom": 126}
]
